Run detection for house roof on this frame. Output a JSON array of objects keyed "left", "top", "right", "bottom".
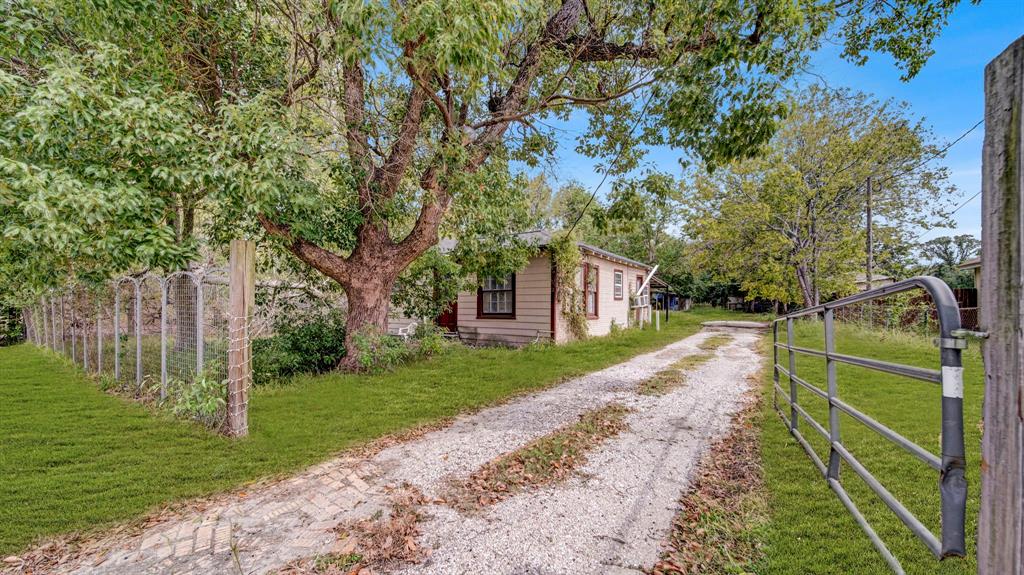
[
  {"left": 515, "top": 230, "right": 654, "bottom": 269},
  {"left": 854, "top": 272, "right": 893, "bottom": 284},
  {"left": 959, "top": 256, "right": 981, "bottom": 270},
  {"left": 438, "top": 230, "right": 654, "bottom": 270}
]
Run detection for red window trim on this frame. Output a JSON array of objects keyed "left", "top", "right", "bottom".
[
  {"left": 613, "top": 269, "right": 624, "bottom": 300},
  {"left": 477, "top": 273, "right": 516, "bottom": 319},
  {"left": 582, "top": 262, "right": 599, "bottom": 319}
]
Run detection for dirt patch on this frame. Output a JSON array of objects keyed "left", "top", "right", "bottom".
[
  {"left": 445, "top": 404, "right": 631, "bottom": 510},
  {"left": 278, "top": 485, "right": 428, "bottom": 575},
  {"left": 638, "top": 335, "right": 734, "bottom": 396},
  {"left": 698, "top": 334, "right": 733, "bottom": 351},
  {"left": 649, "top": 380, "right": 766, "bottom": 575},
  {"left": 637, "top": 369, "right": 687, "bottom": 395}
]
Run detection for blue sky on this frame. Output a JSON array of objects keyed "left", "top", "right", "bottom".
[{"left": 541, "top": 1, "right": 1024, "bottom": 242}]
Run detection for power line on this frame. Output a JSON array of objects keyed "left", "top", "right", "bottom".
[
  {"left": 949, "top": 190, "right": 982, "bottom": 216},
  {"left": 879, "top": 118, "right": 983, "bottom": 185},
  {"left": 912, "top": 189, "right": 982, "bottom": 242},
  {"left": 567, "top": 90, "right": 656, "bottom": 235}
]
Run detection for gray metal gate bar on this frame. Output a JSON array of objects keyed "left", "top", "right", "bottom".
[
  {"left": 59, "top": 296, "right": 65, "bottom": 354},
  {"left": 195, "top": 280, "right": 204, "bottom": 378},
  {"left": 829, "top": 477, "right": 905, "bottom": 575},
  {"left": 96, "top": 300, "right": 102, "bottom": 373},
  {"left": 50, "top": 297, "right": 58, "bottom": 352},
  {"left": 70, "top": 298, "right": 77, "bottom": 361},
  {"left": 775, "top": 342, "right": 942, "bottom": 383},
  {"left": 773, "top": 275, "right": 967, "bottom": 572},
  {"left": 825, "top": 309, "right": 841, "bottom": 481},
  {"left": 775, "top": 365, "right": 828, "bottom": 399},
  {"left": 134, "top": 279, "right": 142, "bottom": 389},
  {"left": 830, "top": 396, "right": 942, "bottom": 470}
]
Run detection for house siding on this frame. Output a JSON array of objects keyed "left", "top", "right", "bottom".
[
  {"left": 554, "top": 252, "right": 651, "bottom": 343},
  {"left": 457, "top": 254, "right": 553, "bottom": 345}
]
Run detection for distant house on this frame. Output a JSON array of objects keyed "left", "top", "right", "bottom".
[
  {"left": 959, "top": 257, "right": 982, "bottom": 289},
  {"left": 854, "top": 273, "right": 895, "bottom": 292},
  {"left": 402, "top": 231, "right": 656, "bottom": 346}
]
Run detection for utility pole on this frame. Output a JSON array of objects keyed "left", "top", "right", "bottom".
[{"left": 865, "top": 175, "right": 874, "bottom": 290}]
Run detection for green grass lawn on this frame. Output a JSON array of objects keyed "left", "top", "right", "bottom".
[
  {"left": 757, "top": 319, "right": 984, "bottom": 575},
  {"left": 0, "top": 306, "right": 742, "bottom": 555}
]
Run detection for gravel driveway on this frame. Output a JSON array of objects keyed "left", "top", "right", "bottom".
[
  {"left": 42, "top": 327, "right": 761, "bottom": 575},
  {"left": 391, "top": 328, "right": 762, "bottom": 575}
]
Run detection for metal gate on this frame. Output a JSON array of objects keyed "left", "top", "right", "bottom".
[{"left": 772, "top": 276, "right": 967, "bottom": 574}]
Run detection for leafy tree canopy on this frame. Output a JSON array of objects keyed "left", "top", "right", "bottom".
[
  {"left": 919, "top": 233, "right": 980, "bottom": 288},
  {"left": 0, "top": 0, "right": 969, "bottom": 360},
  {"left": 686, "top": 86, "right": 955, "bottom": 307}
]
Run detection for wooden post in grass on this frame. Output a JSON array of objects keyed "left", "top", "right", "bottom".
[
  {"left": 978, "top": 35, "right": 1024, "bottom": 575},
  {"left": 226, "top": 239, "right": 255, "bottom": 438}
]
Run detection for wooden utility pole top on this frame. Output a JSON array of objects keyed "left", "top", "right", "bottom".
[
  {"left": 978, "top": 34, "right": 1024, "bottom": 575},
  {"left": 866, "top": 176, "right": 874, "bottom": 290}
]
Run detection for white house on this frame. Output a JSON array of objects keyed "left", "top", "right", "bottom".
[{"left": 426, "top": 231, "right": 655, "bottom": 346}]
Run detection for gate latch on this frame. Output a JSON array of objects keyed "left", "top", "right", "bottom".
[
  {"left": 934, "top": 337, "right": 968, "bottom": 350},
  {"left": 951, "top": 329, "right": 989, "bottom": 339},
  {"left": 936, "top": 329, "right": 990, "bottom": 350}
]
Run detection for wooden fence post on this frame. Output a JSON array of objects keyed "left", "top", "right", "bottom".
[
  {"left": 226, "top": 239, "right": 255, "bottom": 437},
  {"left": 978, "top": 35, "right": 1024, "bottom": 575}
]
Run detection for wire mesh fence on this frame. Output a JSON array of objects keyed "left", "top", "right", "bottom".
[
  {"left": 19, "top": 251, "right": 343, "bottom": 436},
  {"left": 24, "top": 271, "right": 234, "bottom": 410}
]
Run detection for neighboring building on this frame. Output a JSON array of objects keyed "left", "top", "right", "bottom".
[
  {"left": 404, "top": 231, "right": 655, "bottom": 346},
  {"left": 854, "top": 273, "right": 895, "bottom": 292},
  {"left": 957, "top": 257, "right": 982, "bottom": 330},
  {"left": 959, "top": 257, "right": 982, "bottom": 290}
]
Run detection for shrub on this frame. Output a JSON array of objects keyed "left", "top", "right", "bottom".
[
  {"left": 350, "top": 322, "right": 452, "bottom": 373},
  {"left": 168, "top": 375, "right": 227, "bottom": 429},
  {"left": 609, "top": 318, "right": 624, "bottom": 336},
  {"left": 0, "top": 305, "right": 23, "bottom": 346},
  {"left": 351, "top": 327, "right": 414, "bottom": 373},
  {"left": 252, "top": 309, "right": 347, "bottom": 385},
  {"left": 412, "top": 322, "right": 449, "bottom": 357}
]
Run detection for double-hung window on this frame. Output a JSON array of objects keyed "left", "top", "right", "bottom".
[
  {"left": 478, "top": 274, "right": 515, "bottom": 318},
  {"left": 613, "top": 270, "right": 624, "bottom": 300},
  {"left": 582, "top": 263, "right": 599, "bottom": 318}
]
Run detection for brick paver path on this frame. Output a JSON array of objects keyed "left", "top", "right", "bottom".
[{"left": 70, "top": 459, "right": 385, "bottom": 575}]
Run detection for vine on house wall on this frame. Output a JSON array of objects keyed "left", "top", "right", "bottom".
[{"left": 550, "top": 232, "right": 588, "bottom": 341}]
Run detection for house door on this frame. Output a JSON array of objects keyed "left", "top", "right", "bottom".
[{"left": 436, "top": 300, "right": 458, "bottom": 332}]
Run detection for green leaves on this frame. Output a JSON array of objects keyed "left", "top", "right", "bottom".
[
  {"left": 837, "top": 0, "right": 965, "bottom": 81},
  {"left": 0, "top": 44, "right": 206, "bottom": 298},
  {"left": 686, "top": 86, "right": 954, "bottom": 306}
]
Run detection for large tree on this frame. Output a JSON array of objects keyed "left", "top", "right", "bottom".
[
  {"left": 686, "top": 86, "right": 955, "bottom": 307},
  {"left": 1, "top": 0, "right": 969, "bottom": 366},
  {"left": 920, "top": 233, "right": 980, "bottom": 288},
  {"left": 602, "top": 171, "right": 685, "bottom": 264}
]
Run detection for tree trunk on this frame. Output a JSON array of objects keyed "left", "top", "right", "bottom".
[
  {"left": 795, "top": 264, "right": 815, "bottom": 308},
  {"left": 338, "top": 272, "right": 397, "bottom": 371}
]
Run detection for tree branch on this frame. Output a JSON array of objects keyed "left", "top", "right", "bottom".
[
  {"left": 376, "top": 57, "right": 430, "bottom": 196},
  {"left": 257, "top": 214, "right": 351, "bottom": 284}
]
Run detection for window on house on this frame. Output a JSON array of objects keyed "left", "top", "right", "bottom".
[
  {"left": 613, "top": 270, "right": 624, "bottom": 300},
  {"left": 582, "top": 263, "right": 599, "bottom": 318},
  {"left": 478, "top": 274, "right": 515, "bottom": 318}
]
